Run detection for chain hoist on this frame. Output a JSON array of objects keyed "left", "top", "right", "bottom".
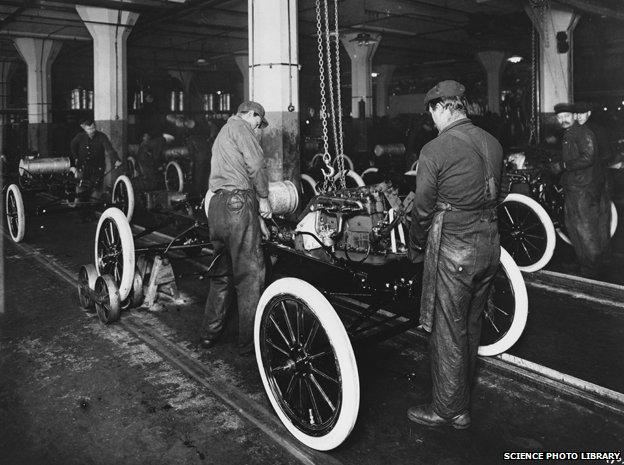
[{"left": 315, "top": 0, "right": 345, "bottom": 192}]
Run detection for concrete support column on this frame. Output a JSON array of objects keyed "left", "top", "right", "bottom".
[
  {"left": 249, "top": 0, "right": 300, "bottom": 185},
  {"left": 340, "top": 33, "right": 380, "bottom": 118},
  {"left": 234, "top": 53, "right": 249, "bottom": 102},
  {"left": 525, "top": 5, "right": 580, "bottom": 113},
  {"left": 374, "top": 64, "right": 395, "bottom": 117},
  {"left": 0, "top": 62, "right": 15, "bottom": 156},
  {"left": 476, "top": 50, "right": 506, "bottom": 115},
  {"left": 76, "top": 6, "right": 138, "bottom": 164},
  {"left": 13, "top": 38, "right": 62, "bottom": 155}
]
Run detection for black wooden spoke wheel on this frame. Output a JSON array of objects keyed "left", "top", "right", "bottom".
[
  {"left": 255, "top": 278, "right": 359, "bottom": 451},
  {"left": 94, "top": 274, "right": 121, "bottom": 324},
  {"left": 478, "top": 248, "right": 528, "bottom": 356},
  {"left": 5, "top": 184, "right": 25, "bottom": 243},
  {"left": 499, "top": 193, "right": 555, "bottom": 272},
  {"left": 78, "top": 264, "right": 98, "bottom": 311},
  {"left": 112, "top": 175, "right": 135, "bottom": 221},
  {"left": 95, "top": 208, "right": 135, "bottom": 303}
]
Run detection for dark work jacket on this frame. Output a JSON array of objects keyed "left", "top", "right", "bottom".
[
  {"left": 410, "top": 118, "right": 503, "bottom": 248},
  {"left": 585, "top": 119, "right": 614, "bottom": 165},
  {"left": 70, "top": 131, "right": 118, "bottom": 179},
  {"left": 561, "top": 123, "right": 603, "bottom": 189}
]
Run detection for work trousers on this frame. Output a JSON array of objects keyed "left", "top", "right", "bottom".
[
  {"left": 202, "top": 189, "right": 265, "bottom": 354},
  {"left": 430, "top": 213, "right": 500, "bottom": 419},
  {"left": 564, "top": 183, "right": 611, "bottom": 278}
]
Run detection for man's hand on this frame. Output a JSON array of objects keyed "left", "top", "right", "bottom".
[
  {"left": 259, "top": 197, "right": 272, "bottom": 219},
  {"left": 114, "top": 160, "right": 123, "bottom": 168},
  {"left": 259, "top": 216, "right": 270, "bottom": 240}
]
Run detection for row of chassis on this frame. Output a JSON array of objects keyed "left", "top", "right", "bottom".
[{"left": 3, "top": 154, "right": 557, "bottom": 451}]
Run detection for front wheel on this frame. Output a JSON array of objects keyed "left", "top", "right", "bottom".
[
  {"left": 499, "top": 193, "right": 556, "bottom": 272},
  {"left": 255, "top": 277, "right": 360, "bottom": 451},
  {"left": 478, "top": 247, "right": 529, "bottom": 356},
  {"left": 5, "top": 184, "right": 26, "bottom": 243}
]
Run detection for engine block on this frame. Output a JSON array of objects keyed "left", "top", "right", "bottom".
[{"left": 285, "top": 183, "right": 408, "bottom": 257}]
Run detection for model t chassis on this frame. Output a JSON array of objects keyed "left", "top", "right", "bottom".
[{"left": 84, "top": 181, "right": 527, "bottom": 451}]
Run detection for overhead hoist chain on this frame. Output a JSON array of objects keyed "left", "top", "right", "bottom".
[
  {"left": 527, "top": 0, "right": 549, "bottom": 145},
  {"left": 315, "top": 0, "right": 345, "bottom": 192}
]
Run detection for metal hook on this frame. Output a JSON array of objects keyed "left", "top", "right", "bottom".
[{"left": 321, "top": 165, "right": 335, "bottom": 179}]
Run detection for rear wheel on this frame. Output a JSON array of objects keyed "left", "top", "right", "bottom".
[
  {"left": 360, "top": 167, "right": 382, "bottom": 185},
  {"left": 255, "top": 277, "right": 359, "bottom": 451},
  {"left": 334, "top": 170, "right": 365, "bottom": 188},
  {"left": 95, "top": 274, "right": 121, "bottom": 324},
  {"left": 78, "top": 264, "right": 98, "bottom": 311},
  {"left": 499, "top": 193, "right": 556, "bottom": 272},
  {"left": 112, "top": 175, "right": 135, "bottom": 221},
  {"left": 332, "top": 154, "right": 354, "bottom": 172},
  {"left": 300, "top": 174, "right": 318, "bottom": 207},
  {"left": 165, "top": 161, "right": 184, "bottom": 192},
  {"left": 5, "top": 184, "right": 25, "bottom": 243},
  {"left": 95, "top": 207, "right": 135, "bottom": 302},
  {"left": 556, "top": 200, "right": 618, "bottom": 245},
  {"left": 478, "top": 247, "right": 528, "bottom": 356}
]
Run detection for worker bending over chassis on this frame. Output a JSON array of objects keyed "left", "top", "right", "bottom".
[
  {"left": 201, "top": 101, "right": 272, "bottom": 356},
  {"left": 408, "top": 80, "right": 503, "bottom": 429},
  {"left": 70, "top": 118, "right": 121, "bottom": 201}
]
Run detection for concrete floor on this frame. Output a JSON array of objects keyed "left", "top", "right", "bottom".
[{"left": 2, "top": 207, "right": 624, "bottom": 464}]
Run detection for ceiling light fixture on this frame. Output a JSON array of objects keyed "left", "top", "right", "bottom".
[
  {"left": 507, "top": 55, "right": 523, "bottom": 63},
  {"left": 349, "top": 32, "right": 379, "bottom": 46}
]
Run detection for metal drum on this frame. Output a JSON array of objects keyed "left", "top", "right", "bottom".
[
  {"left": 268, "top": 180, "right": 299, "bottom": 215},
  {"left": 19, "top": 157, "right": 72, "bottom": 176},
  {"left": 163, "top": 146, "right": 190, "bottom": 159},
  {"left": 374, "top": 143, "right": 405, "bottom": 157}
]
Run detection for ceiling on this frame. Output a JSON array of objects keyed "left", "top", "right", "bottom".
[{"left": 1, "top": 0, "right": 624, "bottom": 99}]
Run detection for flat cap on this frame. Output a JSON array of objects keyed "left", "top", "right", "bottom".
[
  {"left": 424, "top": 80, "right": 465, "bottom": 106},
  {"left": 237, "top": 100, "right": 268, "bottom": 128},
  {"left": 554, "top": 102, "right": 575, "bottom": 114},
  {"left": 573, "top": 101, "right": 592, "bottom": 113}
]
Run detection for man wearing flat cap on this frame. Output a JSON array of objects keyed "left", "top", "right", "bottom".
[
  {"left": 555, "top": 102, "right": 611, "bottom": 278},
  {"left": 200, "top": 100, "right": 272, "bottom": 356},
  {"left": 407, "top": 80, "right": 503, "bottom": 429}
]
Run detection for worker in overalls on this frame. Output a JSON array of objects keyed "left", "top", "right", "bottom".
[
  {"left": 407, "top": 81, "right": 503, "bottom": 429},
  {"left": 70, "top": 117, "right": 121, "bottom": 201}
]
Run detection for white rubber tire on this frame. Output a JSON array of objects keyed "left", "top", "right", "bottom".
[
  {"left": 255, "top": 277, "right": 360, "bottom": 451},
  {"left": 309, "top": 153, "right": 324, "bottom": 168},
  {"left": 300, "top": 174, "right": 319, "bottom": 196},
  {"left": 360, "top": 167, "right": 379, "bottom": 185},
  {"left": 556, "top": 200, "right": 618, "bottom": 245},
  {"left": 500, "top": 193, "right": 556, "bottom": 272},
  {"left": 126, "top": 156, "right": 139, "bottom": 178},
  {"left": 112, "top": 175, "right": 135, "bottom": 222},
  {"left": 333, "top": 154, "right": 354, "bottom": 172},
  {"left": 334, "top": 170, "right": 365, "bottom": 187},
  {"left": 165, "top": 160, "right": 184, "bottom": 192},
  {"left": 94, "top": 207, "right": 135, "bottom": 302},
  {"left": 5, "top": 184, "right": 25, "bottom": 243},
  {"left": 478, "top": 247, "right": 529, "bottom": 356}
]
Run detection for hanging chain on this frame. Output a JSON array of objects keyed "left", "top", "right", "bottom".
[
  {"left": 528, "top": 25, "right": 537, "bottom": 145},
  {"left": 315, "top": 0, "right": 334, "bottom": 193},
  {"left": 333, "top": 0, "right": 346, "bottom": 189},
  {"left": 322, "top": 0, "right": 339, "bottom": 191}
]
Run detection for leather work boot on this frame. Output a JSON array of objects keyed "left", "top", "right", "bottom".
[{"left": 407, "top": 404, "right": 471, "bottom": 430}]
